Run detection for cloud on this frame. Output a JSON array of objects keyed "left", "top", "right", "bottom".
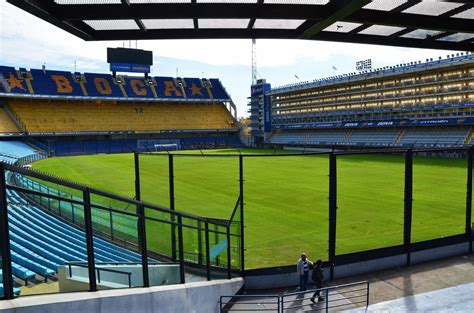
[
  {"left": 0, "top": 1, "right": 460, "bottom": 70},
  {"left": 0, "top": 0, "right": 465, "bottom": 117}
]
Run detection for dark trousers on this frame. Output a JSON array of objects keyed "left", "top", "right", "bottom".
[
  {"left": 299, "top": 271, "right": 309, "bottom": 291},
  {"left": 312, "top": 280, "right": 323, "bottom": 299}
]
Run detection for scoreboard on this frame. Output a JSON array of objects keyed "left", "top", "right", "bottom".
[{"left": 107, "top": 48, "right": 153, "bottom": 74}]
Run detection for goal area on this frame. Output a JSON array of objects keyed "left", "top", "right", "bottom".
[{"left": 153, "top": 143, "right": 180, "bottom": 151}]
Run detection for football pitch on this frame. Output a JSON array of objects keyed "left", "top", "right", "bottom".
[{"left": 32, "top": 149, "right": 469, "bottom": 269}]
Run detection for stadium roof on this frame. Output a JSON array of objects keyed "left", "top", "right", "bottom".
[{"left": 6, "top": 0, "right": 474, "bottom": 51}]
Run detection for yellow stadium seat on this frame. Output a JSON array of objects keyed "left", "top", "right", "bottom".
[
  {"left": 0, "top": 107, "right": 19, "bottom": 133},
  {"left": 8, "top": 100, "right": 237, "bottom": 133}
]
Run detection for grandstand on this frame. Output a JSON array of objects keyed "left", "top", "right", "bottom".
[
  {"left": 0, "top": 141, "right": 153, "bottom": 295},
  {"left": 0, "top": 107, "right": 19, "bottom": 134},
  {"left": 9, "top": 100, "right": 235, "bottom": 133},
  {"left": 0, "top": 65, "right": 241, "bottom": 155},
  {"left": 0, "top": 64, "right": 242, "bottom": 296},
  {"left": 263, "top": 53, "right": 474, "bottom": 148}
]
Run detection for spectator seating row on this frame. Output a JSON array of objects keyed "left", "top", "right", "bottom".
[
  {"left": 399, "top": 127, "right": 470, "bottom": 147},
  {"left": 8, "top": 100, "right": 237, "bottom": 133},
  {"left": 269, "top": 127, "right": 471, "bottom": 147},
  {"left": 0, "top": 141, "right": 36, "bottom": 157},
  {"left": 0, "top": 108, "right": 18, "bottom": 133},
  {"left": 0, "top": 65, "right": 231, "bottom": 101},
  {"left": 0, "top": 141, "right": 149, "bottom": 293}
]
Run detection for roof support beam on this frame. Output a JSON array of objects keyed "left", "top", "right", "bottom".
[
  {"left": 345, "top": 10, "right": 474, "bottom": 34},
  {"left": 7, "top": 0, "right": 93, "bottom": 40},
  {"left": 247, "top": 0, "right": 264, "bottom": 31},
  {"left": 302, "top": 0, "right": 371, "bottom": 38},
  {"left": 191, "top": 0, "right": 198, "bottom": 30},
  {"left": 349, "top": 1, "right": 421, "bottom": 36},
  {"left": 54, "top": 4, "right": 333, "bottom": 20},
  {"left": 48, "top": 3, "right": 474, "bottom": 35},
  {"left": 5, "top": 0, "right": 474, "bottom": 51},
  {"left": 135, "top": 19, "right": 147, "bottom": 32},
  {"left": 89, "top": 28, "right": 474, "bottom": 50},
  {"left": 440, "top": 3, "right": 473, "bottom": 17}
]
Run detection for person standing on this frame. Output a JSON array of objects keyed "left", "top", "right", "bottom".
[
  {"left": 310, "top": 259, "right": 325, "bottom": 303},
  {"left": 296, "top": 253, "right": 313, "bottom": 291}
]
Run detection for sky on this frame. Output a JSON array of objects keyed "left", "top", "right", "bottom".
[{"left": 0, "top": 1, "right": 463, "bottom": 118}]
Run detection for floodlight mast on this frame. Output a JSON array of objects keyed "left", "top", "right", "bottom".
[{"left": 252, "top": 38, "right": 257, "bottom": 85}]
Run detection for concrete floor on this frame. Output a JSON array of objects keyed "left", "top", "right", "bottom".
[
  {"left": 237, "top": 254, "right": 474, "bottom": 311},
  {"left": 345, "top": 282, "right": 474, "bottom": 312},
  {"left": 331, "top": 254, "right": 474, "bottom": 306}
]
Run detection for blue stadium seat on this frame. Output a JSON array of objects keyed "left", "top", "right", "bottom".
[
  {"left": 0, "top": 282, "right": 21, "bottom": 296},
  {"left": 83, "top": 73, "right": 123, "bottom": 97},
  {"left": 11, "top": 241, "right": 58, "bottom": 272},
  {"left": 209, "top": 79, "right": 231, "bottom": 100},
  {"left": 183, "top": 78, "right": 211, "bottom": 99},
  {"left": 9, "top": 208, "right": 128, "bottom": 263},
  {"left": 11, "top": 262, "right": 35, "bottom": 283},
  {"left": 30, "top": 69, "right": 83, "bottom": 96},
  {"left": 0, "top": 141, "right": 35, "bottom": 158},
  {"left": 0, "top": 66, "right": 29, "bottom": 95},
  {"left": 11, "top": 251, "right": 55, "bottom": 279}
]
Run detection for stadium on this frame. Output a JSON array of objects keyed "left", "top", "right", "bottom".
[{"left": 0, "top": 0, "right": 474, "bottom": 312}]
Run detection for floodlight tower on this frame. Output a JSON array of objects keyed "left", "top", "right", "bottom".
[{"left": 251, "top": 38, "right": 257, "bottom": 85}]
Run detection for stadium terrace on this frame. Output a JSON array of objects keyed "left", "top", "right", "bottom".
[
  {"left": 2, "top": 0, "right": 474, "bottom": 311},
  {"left": 249, "top": 53, "right": 474, "bottom": 148}
]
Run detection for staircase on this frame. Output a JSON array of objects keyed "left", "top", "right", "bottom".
[
  {"left": 465, "top": 127, "right": 474, "bottom": 145},
  {"left": 2, "top": 101, "right": 27, "bottom": 133},
  {"left": 343, "top": 130, "right": 353, "bottom": 145},
  {"left": 394, "top": 128, "right": 406, "bottom": 145}
]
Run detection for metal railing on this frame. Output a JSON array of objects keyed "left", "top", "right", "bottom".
[
  {"left": 0, "top": 160, "right": 242, "bottom": 300},
  {"left": 219, "top": 281, "right": 370, "bottom": 313},
  {"left": 220, "top": 295, "right": 281, "bottom": 312},
  {"left": 219, "top": 281, "right": 369, "bottom": 312},
  {"left": 67, "top": 262, "right": 133, "bottom": 288},
  {"left": 281, "top": 281, "right": 370, "bottom": 312}
]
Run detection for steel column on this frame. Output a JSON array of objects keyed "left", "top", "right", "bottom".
[
  {"left": 137, "top": 203, "right": 150, "bottom": 287},
  {"left": 205, "top": 221, "right": 211, "bottom": 281},
  {"left": 226, "top": 225, "right": 232, "bottom": 279},
  {"left": 169, "top": 154, "right": 177, "bottom": 261},
  {"left": 198, "top": 220, "right": 203, "bottom": 265},
  {"left": 239, "top": 155, "right": 245, "bottom": 272},
  {"left": 404, "top": 150, "right": 413, "bottom": 266},
  {"left": 134, "top": 152, "right": 150, "bottom": 285},
  {"left": 134, "top": 152, "right": 141, "bottom": 201},
  {"left": 466, "top": 148, "right": 473, "bottom": 253},
  {"left": 177, "top": 215, "right": 185, "bottom": 284},
  {"left": 0, "top": 164, "right": 14, "bottom": 299},
  {"left": 328, "top": 153, "right": 337, "bottom": 280},
  {"left": 83, "top": 188, "right": 97, "bottom": 291}
]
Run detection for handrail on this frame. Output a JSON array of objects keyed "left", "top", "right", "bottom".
[
  {"left": 220, "top": 295, "right": 281, "bottom": 313},
  {"left": 281, "top": 281, "right": 369, "bottom": 313},
  {"left": 228, "top": 196, "right": 241, "bottom": 227},
  {"left": 4, "top": 162, "right": 234, "bottom": 224},
  {"left": 220, "top": 281, "right": 369, "bottom": 312},
  {"left": 139, "top": 151, "right": 329, "bottom": 157},
  {"left": 219, "top": 281, "right": 370, "bottom": 312},
  {"left": 66, "top": 262, "right": 133, "bottom": 288},
  {"left": 3, "top": 102, "right": 27, "bottom": 132}
]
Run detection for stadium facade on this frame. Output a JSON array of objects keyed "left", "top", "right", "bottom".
[
  {"left": 0, "top": 65, "right": 241, "bottom": 155},
  {"left": 256, "top": 53, "right": 474, "bottom": 148},
  {"left": 248, "top": 79, "right": 271, "bottom": 146}
]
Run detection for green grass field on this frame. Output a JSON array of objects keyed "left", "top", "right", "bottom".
[{"left": 32, "top": 149, "right": 469, "bottom": 269}]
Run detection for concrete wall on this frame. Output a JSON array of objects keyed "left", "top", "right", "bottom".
[
  {"left": 58, "top": 264, "right": 180, "bottom": 292},
  {"left": 244, "top": 243, "right": 471, "bottom": 290},
  {"left": 411, "top": 242, "right": 469, "bottom": 264},
  {"left": 0, "top": 278, "right": 244, "bottom": 313}
]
